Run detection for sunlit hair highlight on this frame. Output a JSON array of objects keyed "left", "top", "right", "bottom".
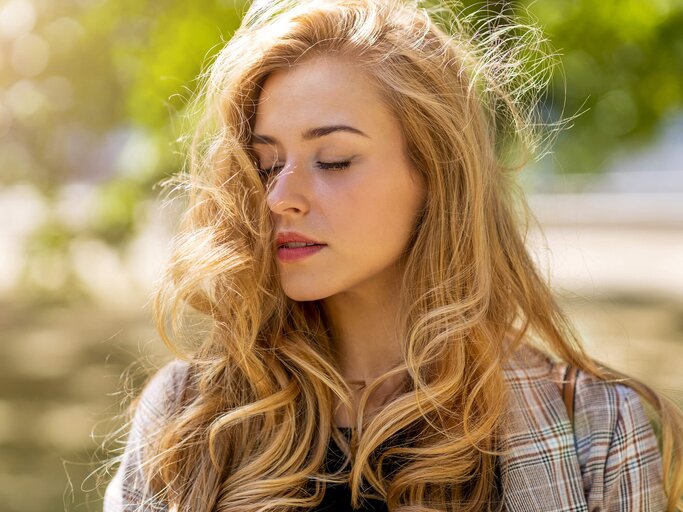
[{"left": 116, "top": 0, "right": 683, "bottom": 511}]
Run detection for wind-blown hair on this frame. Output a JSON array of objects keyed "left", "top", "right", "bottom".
[{"left": 127, "top": 0, "right": 683, "bottom": 510}]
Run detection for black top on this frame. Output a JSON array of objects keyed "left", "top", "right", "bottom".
[
  {"left": 314, "top": 427, "right": 387, "bottom": 512},
  {"left": 312, "top": 427, "right": 503, "bottom": 511}
]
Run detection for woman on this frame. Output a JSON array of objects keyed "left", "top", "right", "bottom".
[{"left": 104, "top": 0, "right": 683, "bottom": 510}]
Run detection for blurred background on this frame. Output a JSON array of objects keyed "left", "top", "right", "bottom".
[{"left": 0, "top": 0, "right": 681, "bottom": 510}]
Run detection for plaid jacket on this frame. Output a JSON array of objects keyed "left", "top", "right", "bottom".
[{"left": 104, "top": 344, "right": 666, "bottom": 511}]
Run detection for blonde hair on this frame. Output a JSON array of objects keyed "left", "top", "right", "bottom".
[{"left": 128, "top": 0, "right": 683, "bottom": 510}]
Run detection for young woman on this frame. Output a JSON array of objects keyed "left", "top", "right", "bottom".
[{"left": 104, "top": 0, "right": 683, "bottom": 510}]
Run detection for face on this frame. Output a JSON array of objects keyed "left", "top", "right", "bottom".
[{"left": 251, "top": 56, "right": 426, "bottom": 303}]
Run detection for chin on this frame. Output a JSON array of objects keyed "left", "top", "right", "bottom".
[
  {"left": 281, "top": 277, "right": 343, "bottom": 302},
  {"left": 282, "top": 285, "right": 327, "bottom": 302}
]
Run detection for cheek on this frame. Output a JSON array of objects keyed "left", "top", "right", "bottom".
[
  {"left": 339, "top": 180, "right": 419, "bottom": 253},
  {"left": 317, "top": 155, "right": 424, "bottom": 253},
  {"left": 377, "top": 178, "right": 425, "bottom": 253}
]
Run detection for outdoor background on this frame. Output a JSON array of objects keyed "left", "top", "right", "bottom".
[{"left": 0, "top": 0, "right": 682, "bottom": 511}]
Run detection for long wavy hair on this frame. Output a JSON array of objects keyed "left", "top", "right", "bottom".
[{"left": 128, "top": 0, "right": 683, "bottom": 510}]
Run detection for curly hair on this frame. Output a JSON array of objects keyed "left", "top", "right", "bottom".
[{"left": 121, "top": 0, "right": 683, "bottom": 510}]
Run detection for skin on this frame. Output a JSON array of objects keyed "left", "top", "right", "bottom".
[{"left": 251, "top": 56, "right": 426, "bottom": 426}]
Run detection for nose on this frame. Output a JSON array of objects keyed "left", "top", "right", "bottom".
[{"left": 265, "top": 161, "right": 310, "bottom": 217}]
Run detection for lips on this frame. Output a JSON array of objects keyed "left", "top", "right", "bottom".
[
  {"left": 274, "top": 231, "right": 327, "bottom": 263},
  {"left": 275, "top": 231, "right": 326, "bottom": 248},
  {"left": 276, "top": 243, "right": 326, "bottom": 262}
]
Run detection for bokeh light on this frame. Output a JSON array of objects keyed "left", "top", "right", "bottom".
[
  {"left": 0, "top": 0, "right": 37, "bottom": 40},
  {"left": 10, "top": 33, "right": 50, "bottom": 77}
]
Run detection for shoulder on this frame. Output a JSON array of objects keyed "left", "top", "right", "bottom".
[
  {"left": 500, "top": 343, "right": 665, "bottom": 510},
  {"left": 104, "top": 359, "right": 190, "bottom": 512},
  {"left": 502, "top": 342, "right": 558, "bottom": 385},
  {"left": 123, "top": 358, "right": 191, "bottom": 444},
  {"left": 571, "top": 365, "right": 665, "bottom": 509},
  {"left": 126, "top": 357, "right": 193, "bottom": 454},
  {"left": 502, "top": 342, "right": 659, "bottom": 430},
  {"left": 502, "top": 342, "right": 653, "bottom": 423},
  {"left": 134, "top": 359, "right": 191, "bottom": 424},
  {"left": 501, "top": 342, "right": 659, "bottom": 457},
  {"left": 499, "top": 343, "right": 574, "bottom": 471},
  {"left": 501, "top": 343, "right": 566, "bottom": 426}
]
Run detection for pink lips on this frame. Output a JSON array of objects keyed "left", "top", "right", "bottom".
[
  {"left": 277, "top": 244, "right": 326, "bottom": 262},
  {"left": 275, "top": 231, "right": 327, "bottom": 262}
]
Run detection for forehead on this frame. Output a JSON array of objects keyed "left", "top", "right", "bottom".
[{"left": 253, "top": 56, "right": 395, "bottom": 133}]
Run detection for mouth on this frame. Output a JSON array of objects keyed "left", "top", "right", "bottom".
[
  {"left": 278, "top": 242, "right": 327, "bottom": 249},
  {"left": 276, "top": 243, "right": 327, "bottom": 262}
]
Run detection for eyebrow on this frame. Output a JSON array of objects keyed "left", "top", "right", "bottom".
[{"left": 251, "top": 124, "right": 370, "bottom": 145}]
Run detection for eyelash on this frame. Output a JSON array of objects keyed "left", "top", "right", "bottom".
[{"left": 258, "top": 160, "right": 351, "bottom": 176}]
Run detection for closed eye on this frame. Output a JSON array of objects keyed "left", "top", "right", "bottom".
[
  {"left": 257, "top": 160, "right": 351, "bottom": 176},
  {"left": 316, "top": 160, "right": 351, "bottom": 170}
]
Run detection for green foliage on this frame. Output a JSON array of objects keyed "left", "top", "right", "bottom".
[
  {"left": 77, "top": 0, "right": 245, "bottom": 162},
  {"left": 524, "top": 0, "right": 683, "bottom": 173},
  {"left": 92, "top": 179, "right": 146, "bottom": 243},
  {"left": 26, "top": 221, "right": 72, "bottom": 254}
]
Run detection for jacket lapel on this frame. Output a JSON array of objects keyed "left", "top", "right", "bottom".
[{"left": 500, "top": 346, "right": 588, "bottom": 511}]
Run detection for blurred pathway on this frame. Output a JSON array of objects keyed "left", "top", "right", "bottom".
[{"left": 0, "top": 299, "right": 168, "bottom": 512}]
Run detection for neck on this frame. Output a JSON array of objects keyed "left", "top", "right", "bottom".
[
  {"left": 320, "top": 267, "right": 411, "bottom": 428},
  {"left": 321, "top": 278, "right": 405, "bottom": 382}
]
